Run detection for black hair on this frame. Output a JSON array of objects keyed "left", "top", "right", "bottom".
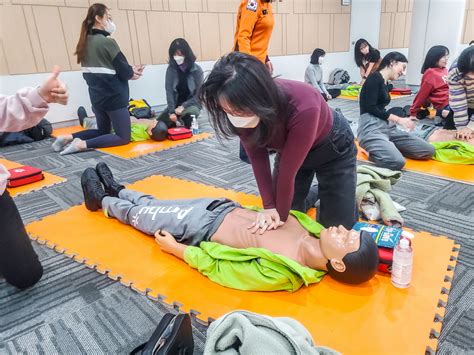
[
  {"left": 354, "top": 38, "right": 380, "bottom": 67},
  {"left": 310, "top": 48, "right": 326, "bottom": 65},
  {"left": 150, "top": 121, "right": 168, "bottom": 142},
  {"left": 469, "top": 40, "right": 474, "bottom": 46},
  {"left": 457, "top": 46, "right": 474, "bottom": 75},
  {"left": 199, "top": 52, "right": 288, "bottom": 147},
  {"left": 421, "top": 45, "right": 449, "bottom": 74},
  {"left": 378, "top": 51, "right": 408, "bottom": 71},
  {"left": 168, "top": 38, "right": 196, "bottom": 69},
  {"left": 326, "top": 231, "right": 379, "bottom": 284}
]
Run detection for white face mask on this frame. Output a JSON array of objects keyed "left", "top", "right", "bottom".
[
  {"left": 174, "top": 56, "right": 185, "bottom": 65},
  {"left": 227, "top": 113, "right": 260, "bottom": 128},
  {"left": 318, "top": 56, "right": 325, "bottom": 65},
  {"left": 104, "top": 19, "right": 116, "bottom": 34}
]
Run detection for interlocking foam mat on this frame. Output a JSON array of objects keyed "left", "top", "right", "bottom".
[
  {"left": 356, "top": 141, "right": 474, "bottom": 184},
  {"left": 337, "top": 93, "right": 409, "bottom": 101},
  {"left": 52, "top": 125, "right": 212, "bottom": 159},
  {"left": 26, "top": 175, "right": 459, "bottom": 354},
  {"left": 0, "top": 158, "right": 66, "bottom": 197}
]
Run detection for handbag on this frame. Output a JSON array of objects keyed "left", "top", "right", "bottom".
[{"left": 130, "top": 313, "right": 194, "bottom": 355}]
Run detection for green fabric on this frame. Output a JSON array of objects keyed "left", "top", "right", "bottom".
[
  {"left": 431, "top": 141, "right": 474, "bottom": 164},
  {"left": 356, "top": 165, "right": 403, "bottom": 224},
  {"left": 83, "top": 35, "right": 120, "bottom": 69},
  {"left": 130, "top": 123, "right": 150, "bottom": 142},
  {"left": 184, "top": 242, "right": 325, "bottom": 292},
  {"left": 183, "top": 208, "right": 327, "bottom": 292},
  {"left": 340, "top": 84, "right": 362, "bottom": 97}
]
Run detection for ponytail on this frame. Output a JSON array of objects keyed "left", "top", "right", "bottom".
[{"left": 74, "top": 3, "right": 107, "bottom": 64}]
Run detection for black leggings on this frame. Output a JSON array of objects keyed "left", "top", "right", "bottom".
[
  {"left": 73, "top": 106, "right": 131, "bottom": 148},
  {"left": 0, "top": 190, "right": 43, "bottom": 289}
]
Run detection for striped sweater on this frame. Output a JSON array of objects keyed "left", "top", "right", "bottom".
[
  {"left": 82, "top": 29, "right": 134, "bottom": 111},
  {"left": 447, "top": 64, "right": 474, "bottom": 130}
]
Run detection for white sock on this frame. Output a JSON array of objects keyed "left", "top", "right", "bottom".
[
  {"left": 52, "top": 136, "right": 71, "bottom": 152},
  {"left": 59, "top": 138, "right": 85, "bottom": 155}
]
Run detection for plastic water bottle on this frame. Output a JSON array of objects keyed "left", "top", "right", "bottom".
[
  {"left": 191, "top": 115, "right": 199, "bottom": 135},
  {"left": 391, "top": 234, "right": 413, "bottom": 288}
]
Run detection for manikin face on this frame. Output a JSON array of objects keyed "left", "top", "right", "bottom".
[
  {"left": 438, "top": 54, "right": 449, "bottom": 68},
  {"left": 390, "top": 61, "right": 407, "bottom": 80},
  {"left": 360, "top": 43, "right": 369, "bottom": 56},
  {"left": 319, "top": 225, "right": 361, "bottom": 272},
  {"left": 220, "top": 99, "right": 260, "bottom": 129}
]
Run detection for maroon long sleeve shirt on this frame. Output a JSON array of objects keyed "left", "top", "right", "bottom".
[{"left": 239, "top": 79, "right": 333, "bottom": 221}]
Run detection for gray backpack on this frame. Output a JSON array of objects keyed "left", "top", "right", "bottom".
[{"left": 328, "top": 68, "right": 350, "bottom": 85}]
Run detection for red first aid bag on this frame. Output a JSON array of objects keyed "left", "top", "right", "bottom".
[
  {"left": 167, "top": 127, "right": 193, "bottom": 141},
  {"left": 7, "top": 165, "right": 44, "bottom": 187}
]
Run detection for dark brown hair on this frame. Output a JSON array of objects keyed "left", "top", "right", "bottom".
[{"left": 75, "top": 3, "right": 108, "bottom": 64}]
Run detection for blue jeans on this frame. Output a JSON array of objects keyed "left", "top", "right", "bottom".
[{"left": 73, "top": 106, "right": 131, "bottom": 148}]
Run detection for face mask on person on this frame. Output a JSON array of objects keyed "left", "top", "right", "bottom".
[
  {"left": 318, "top": 56, "right": 325, "bottom": 65},
  {"left": 174, "top": 56, "right": 185, "bottom": 65},
  {"left": 226, "top": 113, "right": 260, "bottom": 128},
  {"left": 104, "top": 19, "right": 116, "bottom": 34}
]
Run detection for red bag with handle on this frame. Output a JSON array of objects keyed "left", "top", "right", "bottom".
[
  {"left": 167, "top": 127, "right": 193, "bottom": 141},
  {"left": 7, "top": 166, "right": 44, "bottom": 187}
]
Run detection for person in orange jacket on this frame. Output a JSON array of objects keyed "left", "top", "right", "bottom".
[
  {"left": 234, "top": 0, "right": 276, "bottom": 163},
  {"left": 234, "top": 0, "right": 275, "bottom": 74}
]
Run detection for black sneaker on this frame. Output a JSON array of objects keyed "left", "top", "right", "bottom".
[
  {"left": 95, "top": 162, "right": 124, "bottom": 197},
  {"left": 77, "top": 106, "right": 87, "bottom": 127},
  {"left": 81, "top": 168, "right": 108, "bottom": 211}
]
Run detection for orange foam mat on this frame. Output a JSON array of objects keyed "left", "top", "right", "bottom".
[
  {"left": 338, "top": 93, "right": 408, "bottom": 101},
  {"left": 52, "top": 125, "right": 84, "bottom": 137},
  {"left": 26, "top": 175, "right": 459, "bottom": 353},
  {"left": 355, "top": 141, "right": 474, "bottom": 184},
  {"left": 0, "top": 158, "right": 66, "bottom": 197},
  {"left": 52, "top": 125, "right": 211, "bottom": 159},
  {"left": 96, "top": 133, "right": 212, "bottom": 159}
]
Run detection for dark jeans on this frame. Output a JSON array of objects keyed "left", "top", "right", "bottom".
[
  {"left": 0, "top": 190, "right": 43, "bottom": 289},
  {"left": 73, "top": 106, "right": 131, "bottom": 148},
  {"left": 274, "top": 110, "right": 358, "bottom": 229}
]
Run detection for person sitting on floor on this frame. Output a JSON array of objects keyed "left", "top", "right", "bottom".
[
  {"left": 304, "top": 48, "right": 333, "bottom": 101},
  {"left": 357, "top": 52, "right": 435, "bottom": 170},
  {"left": 80, "top": 164, "right": 379, "bottom": 292},
  {"left": 409, "top": 46, "right": 453, "bottom": 128},
  {"left": 447, "top": 45, "right": 474, "bottom": 141},
  {"left": 78, "top": 106, "right": 169, "bottom": 142},
  {"left": 154, "top": 38, "right": 203, "bottom": 138}
]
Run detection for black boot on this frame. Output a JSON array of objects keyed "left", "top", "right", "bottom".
[
  {"left": 81, "top": 168, "right": 108, "bottom": 211},
  {"left": 95, "top": 162, "right": 124, "bottom": 197},
  {"left": 77, "top": 106, "right": 87, "bottom": 128}
]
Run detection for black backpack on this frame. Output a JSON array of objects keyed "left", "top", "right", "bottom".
[{"left": 24, "top": 119, "right": 53, "bottom": 141}]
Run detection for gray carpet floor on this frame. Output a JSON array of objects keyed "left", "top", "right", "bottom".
[{"left": 1, "top": 95, "right": 473, "bottom": 354}]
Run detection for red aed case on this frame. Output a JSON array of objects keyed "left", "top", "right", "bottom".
[
  {"left": 7, "top": 166, "right": 44, "bottom": 187},
  {"left": 167, "top": 127, "right": 193, "bottom": 141}
]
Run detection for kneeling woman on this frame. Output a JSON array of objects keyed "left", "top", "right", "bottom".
[
  {"left": 200, "top": 52, "right": 358, "bottom": 230},
  {"left": 358, "top": 52, "right": 435, "bottom": 170},
  {"left": 81, "top": 165, "right": 379, "bottom": 290}
]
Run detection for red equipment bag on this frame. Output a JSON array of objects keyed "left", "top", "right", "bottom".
[
  {"left": 7, "top": 165, "right": 44, "bottom": 187},
  {"left": 390, "top": 88, "right": 412, "bottom": 95},
  {"left": 167, "top": 127, "right": 193, "bottom": 141}
]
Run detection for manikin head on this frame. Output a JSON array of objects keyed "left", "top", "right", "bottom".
[{"left": 319, "top": 226, "right": 379, "bottom": 284}]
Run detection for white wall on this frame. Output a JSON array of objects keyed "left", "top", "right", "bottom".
[
  {"left": 0, "top": 0, "right": 420, "bottom": 125},
  {"left": 406, "top": 0, "right": 466, "bottom": 85}
]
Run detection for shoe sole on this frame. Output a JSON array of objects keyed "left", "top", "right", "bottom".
[{"left": 81, "top": 168, "right": 100, "bottom": 212}]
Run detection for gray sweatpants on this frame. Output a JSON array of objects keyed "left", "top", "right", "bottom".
[
  {"left": 357, "top": 113, "right": 435, "bottom": 170},
  {"left": 102, "top": 189, "right": 239, "bottom": 246}
]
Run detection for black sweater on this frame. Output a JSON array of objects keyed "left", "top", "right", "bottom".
[{"left": 359, "top": 71, "right": 393, "bottom": 120}]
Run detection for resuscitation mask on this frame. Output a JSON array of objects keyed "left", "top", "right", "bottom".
[
  {"left": 226, "top": 113, "right": 260, "bottom": 128},
  {"left": 174, "top": 56, "right": 185, "bottom": 65}
]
